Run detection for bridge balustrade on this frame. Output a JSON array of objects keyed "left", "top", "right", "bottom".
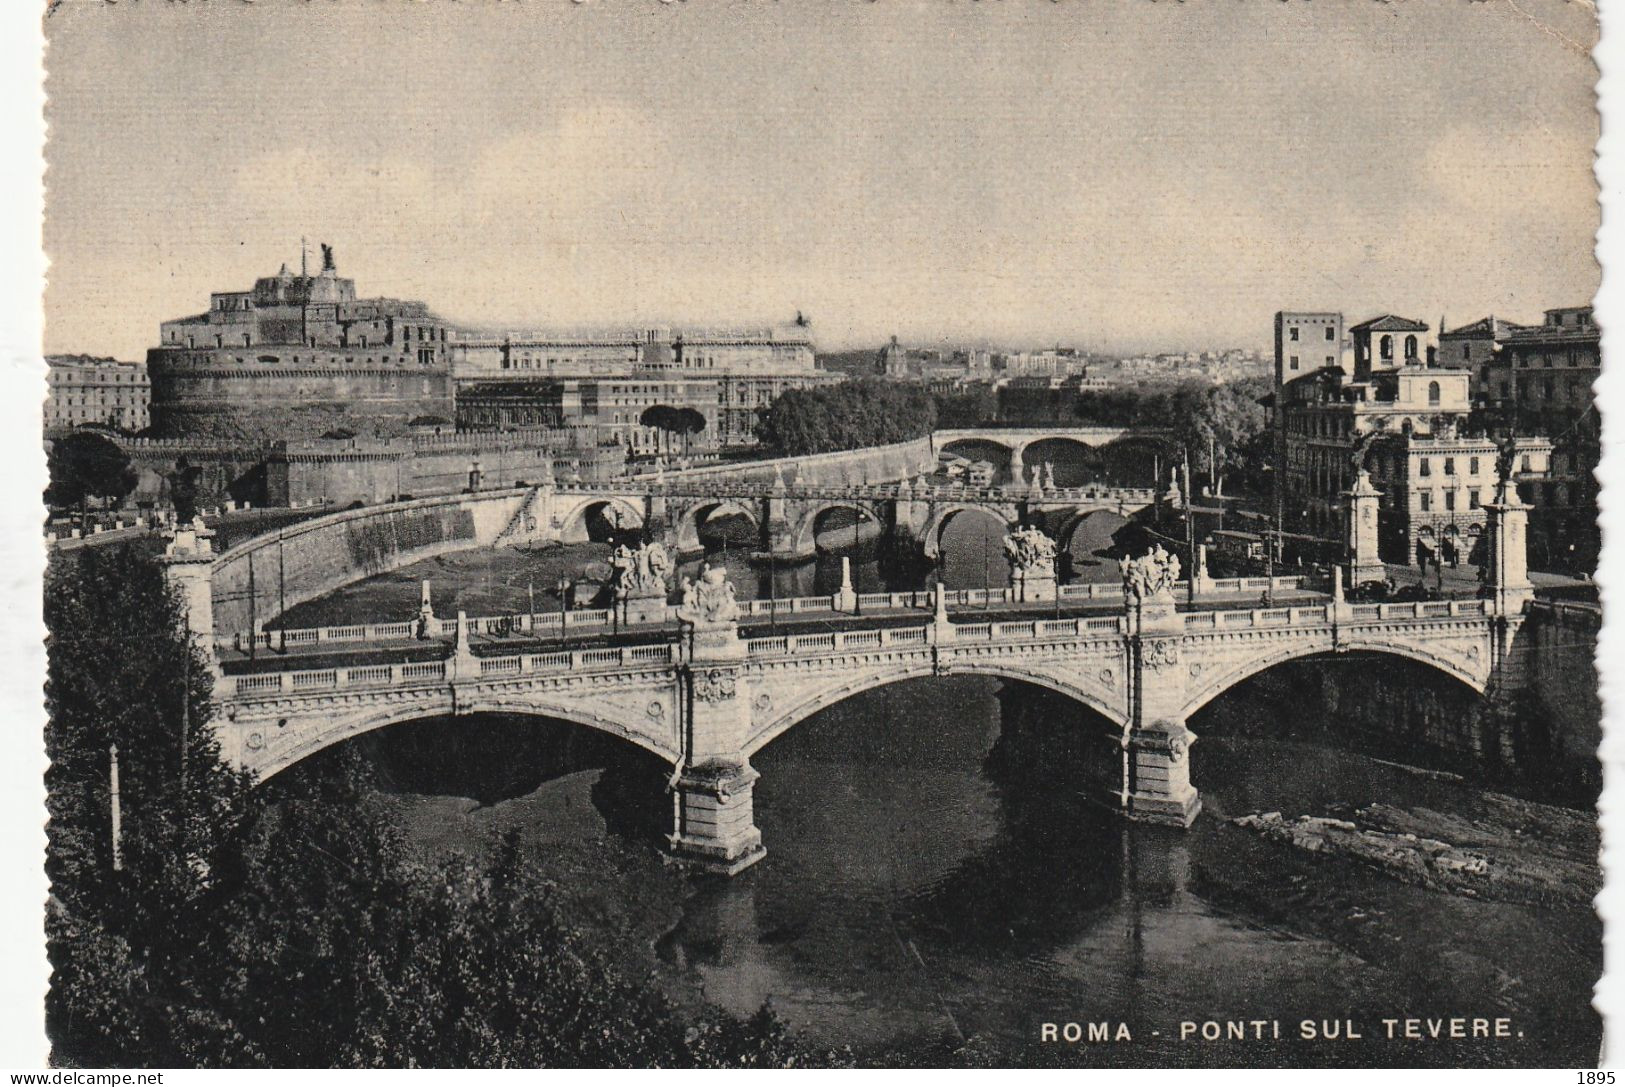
[{"left": 222, "top": 574, "right": 1321, "bottom": 654}]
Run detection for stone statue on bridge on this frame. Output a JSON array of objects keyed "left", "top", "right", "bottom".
[
  {"left": 679, "top": 563, "right": 740, "bottom": 627},
  {"left": 1002, "top": 525, "right": 1057, "bottom": 580},
  {"left": 1003, "top": 525, "right": 1058, "bottom": 602},
  {"left": 1122, "top": 543, "right": 1181, "bottom": 605},
  {"left": 610, "top": 541, "right": 671, "bottom": 600},
  {"left": 611, "top": 541, "right": 672, "bottom": 623}
]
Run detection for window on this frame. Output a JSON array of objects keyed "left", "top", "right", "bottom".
[
  {"left": 1444, "top": 457, "right": 1455, "bottom": 475},
  {"left": 1427, "top": 381, "right": 1440, "bottom": 405},
  {"left": 1543, "top": 378, "right": 1554, "bottom": 399},
  {"left": 1420, "top": 491, "right": 1431, "bottom": 511},
  {"left": 1469, "top": 489, "right": 1481, "bottom": 508},
  {"left": 1289, "top": 355, "right": 1299, "bottom": 370},
  {"left": 1289, "top": 327, "right": 1299, "bottom": 342},
  {"left": 1445, "top": 491, "right": 1456, "bottom": 512},
  {"left": 1380, "top": 335, "right": 1393, "bottom": 360},
  {"left": 1521, "top": 454, "right": 1532, "bottom": 473},
  {"left": 1469, "top": 456, "right": 1480, "bottom": 476},
  {"left": 1405, "top": 335, "right": 1418, "bottom": 359},
  {"left": 1419, "top": 458, "right": 1431, "bottom": 477},
  {"left": 1325, "top": 355, "right": 1334, "bottom": 366},
  {"left": 1325, "top": 325, "right": 1336, "bottom": 342}
]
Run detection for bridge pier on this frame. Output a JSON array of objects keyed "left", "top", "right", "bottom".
[
  {"left": 1121, "top": 555, "right": 1202, "bottom": 827},
  {"left": 667, "top": 571, "right": 766, "bottom": 875},
  {"left": 159, "top": 520, "right": 218, "bottom": 649},
  {"left": 1123, "top": 720, "right": 1201, "bottom": 826}
]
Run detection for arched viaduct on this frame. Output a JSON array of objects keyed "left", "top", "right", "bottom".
[{"left": 204, "top": 571, "right": 1539, "bottom": 875}]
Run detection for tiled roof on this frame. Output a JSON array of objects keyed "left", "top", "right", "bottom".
[{"left": 1349, "top": 314, "right": 1429, "bottom": 333}]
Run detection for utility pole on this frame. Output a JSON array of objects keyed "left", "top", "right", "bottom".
[
  {"left": 247, "top": 551, "right": 257, "bottom": 660},
  {"left": 853, "top": 512, "right": 862, "bottom": 616},
  {"left": 108, "top": 744, "right": 123, "bottom": 873},
  {"left": 179, "top": 616, "right": 191, "bottom": 794},
  {"left": 1182, "top": 449, "right": 1196, "bottom": 606},
  {"left": 278, "top": 534, "right": 287, "bottom": 653}
]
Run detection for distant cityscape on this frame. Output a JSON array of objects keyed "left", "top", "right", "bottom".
[{"left": 41, "top": 249, "right": 1598, "bottom": 574}]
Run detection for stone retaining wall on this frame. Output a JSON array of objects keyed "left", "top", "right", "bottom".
[{"left": 210, "top": 488, "right": 534, "bottom": 636}]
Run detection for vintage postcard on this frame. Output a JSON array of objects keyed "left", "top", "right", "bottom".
[{"left": 6, "top": 0, "right": 1615, "bottom": 1071}]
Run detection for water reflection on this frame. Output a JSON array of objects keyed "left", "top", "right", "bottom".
[{"left": 649, "top": 675, "right": 1597, "bottom": 1063}]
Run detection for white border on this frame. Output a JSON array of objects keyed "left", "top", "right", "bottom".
[{"left": 1, "top": 0, "right": 1619, "bottom": 1076}]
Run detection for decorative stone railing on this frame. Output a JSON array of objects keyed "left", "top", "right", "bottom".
[
  {"left": 225, "top": 642, "right": 681, "bottom": 697},
  {"left": 221, "top": 591, "right": 1503, "bottom": 699},
  {"left": 224, "top": 576, "right": 1314, "bottom": 651}
]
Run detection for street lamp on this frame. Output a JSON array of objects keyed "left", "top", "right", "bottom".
[{"left": 852, "top": 509, "right": 863, "bottom": 616}]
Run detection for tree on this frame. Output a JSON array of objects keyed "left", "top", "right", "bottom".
[
  {"left": 934, "top": 387, "right": 998, "bottom": 428},
  {"left": 43, "top": 549, "right": 846, "bottom": 1068},
  {"left": 46, "top": 431, "right": 138, "bottom": 525},
  {"left": 167, "top": 457, "right": 205, "bottom": 522},
  {"left": 674, "top": 406, "right": 707, "bottom": 455},
  {"left": 1075, "top": 377, "right": 1269, "bottom": 497},
  {"left": 639, "top": 404, "right": 684, "bottom": 457},
  {"left": 759, "top": 379, "right": 936, "bottom": 456},
  {"left": 45, "top": 544, "right": 254, "bottom": 1065}
]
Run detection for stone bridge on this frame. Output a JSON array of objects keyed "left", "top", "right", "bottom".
[
  {"left": 203, "top": 580, "right": 1533, "bottom": 876},
  {"left": 544, "top": 476, "right": 1171, "bottom": 561},
  {"left": 155, "top": 467, "right": 1549, "bottom": 876},
  {"left": 933, "top": 426, "right": 1176, "bottom": 485},
  {"left": 199, "top": 475, "right": 1174, "bottom": 636}
]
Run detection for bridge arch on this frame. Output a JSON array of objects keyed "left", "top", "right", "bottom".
[
  {"left": 1055, "top": 507, "right": 1132, "bottom": 554},
  {"left": 1017, "top": 436, "right": 1112, "bottom": 486},
  {"left": 745, "top": 659, "right": 1127, "bottom": 759},
  {"left": 240, "top": 693, "right": 680, "bottom": 785},
  {"left": 1179, "top": 638, "right": 1488, "bottom": 723},
  {"left": 792, "top": 501, "right": 884, "bottom": 556},
  {"left": 674, "top": 499, "right": 762, "bottom": 555},
  {"left": 920, "top": 503, "right": 1017, "bottom": 560},
  {"left": 938, "top": 439, "right": 1015, "bottom": 482},
  {"left": 558, "top": 496, "right": 645, "bottom": 545}
]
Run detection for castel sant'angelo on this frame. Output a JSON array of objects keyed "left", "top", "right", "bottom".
[{"left": 145, "top": 246, "right": 456, "bottom": 441}]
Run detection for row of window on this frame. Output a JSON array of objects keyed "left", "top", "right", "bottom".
[
  {"left": 1286, "top": 325, "right": 1339, "bottom": 342},
  {"left": 1416, "top": 456, "right": 1483, "bottom": 478},
  {"left": 1417, "top": 490, "right": 1480, "bottom": 512}
]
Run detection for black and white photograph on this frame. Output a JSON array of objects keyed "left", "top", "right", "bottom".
[{"left": 2, "top": 0, "right": 1616, "bottom": 1071}]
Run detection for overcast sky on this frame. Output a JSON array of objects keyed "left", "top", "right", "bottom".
[{"left": 43, "top": 0, "right": 1599, "bottom": 358}]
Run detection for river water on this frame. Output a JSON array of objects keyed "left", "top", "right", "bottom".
[
  {"left": 358, "top": 666, "right": 1599, "bottom": 1067},
  {"left": 283, "top": 498, "right": 1600, "bottom": 1066}
]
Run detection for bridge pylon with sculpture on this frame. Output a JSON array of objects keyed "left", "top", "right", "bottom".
[{"left": 162, "top": 459, "right": 1540, "bottom": 876}]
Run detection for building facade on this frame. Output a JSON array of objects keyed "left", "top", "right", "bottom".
[
  {"left": 1481, "top": 305, "right": 1600, "bottom": 572},
  {"left": 1272, "top": 310, "right": 1551, "bottom": 566},
  {"left": 452, "top": 323, "right": 836, "bottom": 452},
  {"left": 146, "top": 254, "right": 456, "bottom": 441},
  {"left": 44, "top": 355, "right": 150, "bottom": 433}
]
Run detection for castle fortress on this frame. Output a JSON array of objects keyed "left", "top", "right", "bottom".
[
  {"left": 144, "top": 253, "right": 833, "bottom": 450},
  {"left": 146, "top": 249, "right": 457, "bottom": 441}
]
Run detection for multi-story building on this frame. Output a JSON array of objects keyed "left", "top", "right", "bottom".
[
  {"left": 44, "top": 355, "right": 150, "bottom": 433},
  {"left": 1364, "top": 427, "right": 1552, "bottom": 566},
  {"left": 146, "top": 252, "right": 456, "bottom": 440},
  {"left": 1436, "top": 315, "right": 1527, "bottom": 375},
  {"left": 1480, "top": 305, "right": 1600, "bottom": 571},
  {"left": 1273, "top": 311, "right": 1347, "bottom": 386},
  {"left": 1272, "top": 310, "right": 1550, "bottom": 566},
  {"left": 452, "top": 322, "right": 838, "bottom": 452}
]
